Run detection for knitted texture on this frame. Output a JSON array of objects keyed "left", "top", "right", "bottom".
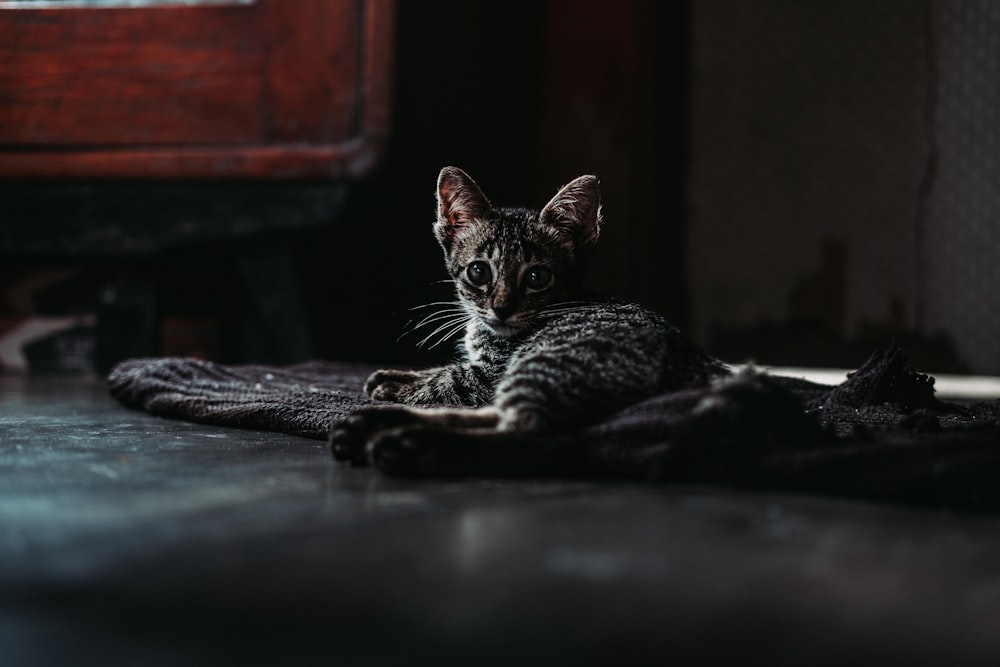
[
  {"left": 108, "top": 344, "right": 1000, "bottom": 508},
  {"left": 109, "top": 358, "right": 374, "bottom": 439}
]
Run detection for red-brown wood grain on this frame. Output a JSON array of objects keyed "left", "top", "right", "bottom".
[
  {"left": 262, "top": 0, "right": 360, "bottom": 144},
  {"left": 0, "top": 5, "right": 265, "bottom": 146},
  {"left": 0, "top": 0, "right": 394, "bottom": 179}
]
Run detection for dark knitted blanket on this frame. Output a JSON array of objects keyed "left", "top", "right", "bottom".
[{"left": 108, "top": 344, "right": 1000, "bottom": 510}]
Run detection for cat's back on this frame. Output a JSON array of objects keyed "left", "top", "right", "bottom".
[
  {"left": 519, "top": 300, "right": 727, "bottom": 391},
  {"left": 530, "top": 300, "right": 669, "bottom": 347}
]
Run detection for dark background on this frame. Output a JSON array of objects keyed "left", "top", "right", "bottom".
[
  {"left": 2, "top": 0, "right": 998, "bottom": 375},
  {"left": 311, "top": 0, "right": 692, "bottom": 366}
]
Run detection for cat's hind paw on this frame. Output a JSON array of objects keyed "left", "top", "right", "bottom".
[
  {"left": 368, "top": 426, "right": 560, "bottom": 478},
  {"left": 367, "top": 427, "right": 442, "bottom": 476},
  {"left": 328, "top": 405, "right": 424, "bottom": 465}
]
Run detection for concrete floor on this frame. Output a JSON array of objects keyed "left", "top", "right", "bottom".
[{"left": 3, "top": 373, "right": 1000, "bottom": 666}]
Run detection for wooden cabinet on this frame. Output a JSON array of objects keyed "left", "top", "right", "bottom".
[{"left": 0, "top": 0, "right": 394, "bottom": 180}]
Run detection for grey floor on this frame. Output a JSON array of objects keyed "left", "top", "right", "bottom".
[{"left": 3, "top": 374, "right": 1000, "bottom": 666}]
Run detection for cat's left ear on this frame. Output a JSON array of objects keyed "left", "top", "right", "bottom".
[
  {"left": 435, "top": 166, "right": 492, "bottom": 248},
  {"left": 539, "top": 175, "right": 602, "bottom": 248}
]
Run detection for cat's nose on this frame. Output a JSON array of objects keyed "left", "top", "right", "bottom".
[{"left": 492, "top": 305, "right": 515, "bottom": 322}]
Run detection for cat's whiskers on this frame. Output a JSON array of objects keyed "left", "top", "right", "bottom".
[
  {"left": 408, "top": 307, "right": 467, "bottom": 330},
  {"left": 406, "top": 300, "right": 464, "bottom": 312},
  {"left": 415, "top": 314, "right": 473, "bottom": 350},
  {"left": 430, "top": 318, "right": 475, "bottom": 350},
  {"left": 398, "top": 301, "right": 469, "bottom": 346},
  {"left": 406, "top": 300, "right": 472, "bottom": 332},
  {"left": 398, "top": 316, "right": 463, "bottom": 344},
  {"left": 402, "top": 301, "right": 465, "bottom": 327}
]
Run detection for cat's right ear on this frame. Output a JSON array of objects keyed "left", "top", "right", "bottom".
[
  {"left": 539, "top": 175, "right": 602, "bottom": 249},
  {"left": 435, "top": 167, "right": 491, "bottom": 247}
]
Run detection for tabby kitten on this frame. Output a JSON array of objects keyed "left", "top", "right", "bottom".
[{"left": 330, "top": 167, "right": 728, "bottom": 472}]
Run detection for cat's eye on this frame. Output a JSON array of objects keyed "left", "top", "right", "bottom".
[
  {"left": 466, "top": 261, "right": 493, "bottom": 286},
  {"left": 524, "top": 266, "right": 552, "bottom": 290}
]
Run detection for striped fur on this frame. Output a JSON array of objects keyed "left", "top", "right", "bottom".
[{"left": 361, "top": 167, "right": 728, "bottom": 434}]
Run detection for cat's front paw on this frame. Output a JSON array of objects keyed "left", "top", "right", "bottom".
[
  {"left": 328, "top": 405, "right": 424, "bottom": 465},
  {"left": 364, "top": 368, "right": 425, "bottom": 403}
]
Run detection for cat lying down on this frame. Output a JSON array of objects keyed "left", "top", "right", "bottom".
[
  {"left": 331, "top": 166, "right": 730, "bottom": 469},
  {"left": 327, "top": 168, "right": 998, "bottom": 492},
  {"left": 109, "top": 168, "right": 1000, "bottom": 508}
]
